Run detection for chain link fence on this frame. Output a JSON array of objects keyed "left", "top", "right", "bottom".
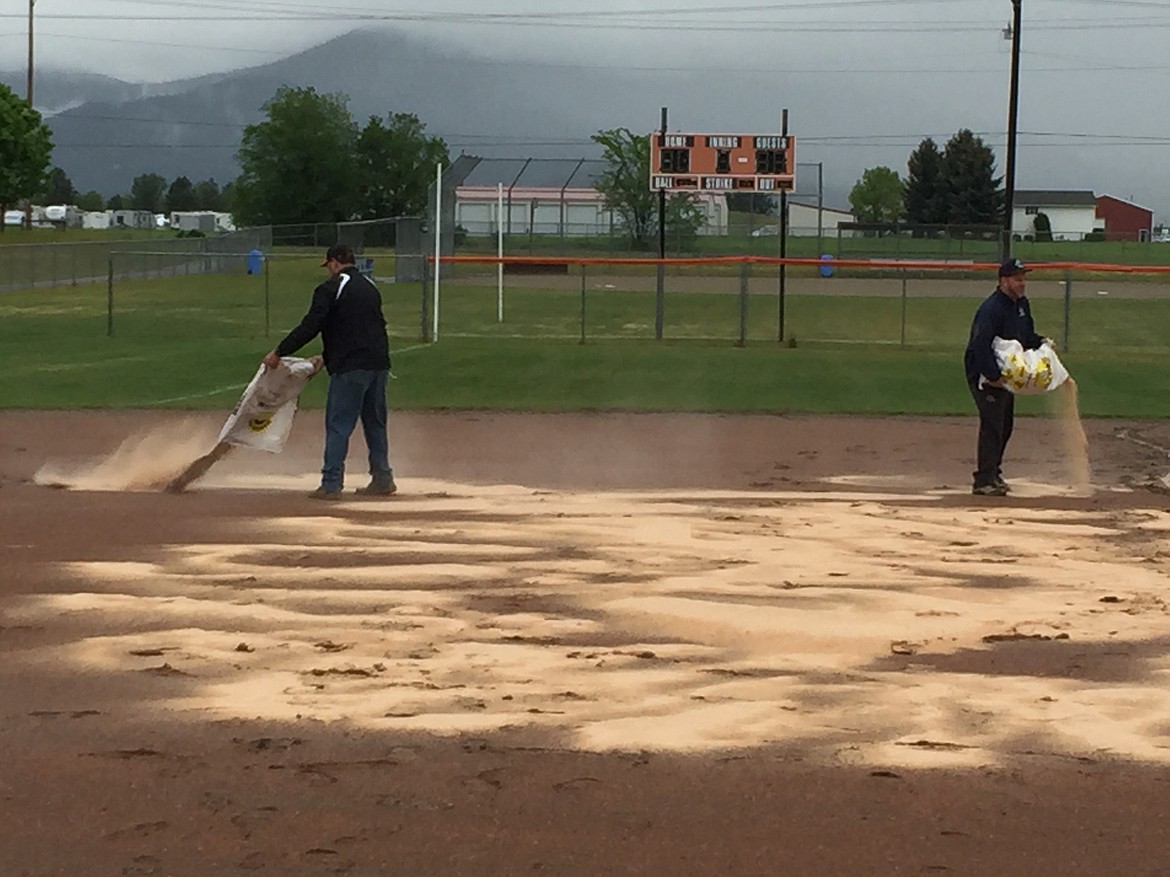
[{"left": 0, "top": 229, "right": 271, "bottom": 293}]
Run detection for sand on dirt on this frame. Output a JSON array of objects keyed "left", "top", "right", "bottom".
[{"left": 3, "top": 409, "right": 1170, "bottom": 876}]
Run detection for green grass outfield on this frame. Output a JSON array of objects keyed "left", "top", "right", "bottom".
[{"left": 1, "top": 262, "right": 1168, "bottom": 418}]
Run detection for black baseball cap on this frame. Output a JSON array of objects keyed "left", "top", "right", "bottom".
[
  {"left": 998, "top": 257, "right": 1030, "bottom": 277},
  {"left": 321, "top": 243, "right": 355, "bottom": 266}
]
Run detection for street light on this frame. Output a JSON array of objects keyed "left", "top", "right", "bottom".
[{"left": 1002, "top": 0, "right": 1022, "bottom": 259}]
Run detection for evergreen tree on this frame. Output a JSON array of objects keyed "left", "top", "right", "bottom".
[
  {"left": 904, "top": 138, "right": 945, "bottom": 224},
  {"left": 76, "top": 190, "right": 105, "bottom": 211},
  {"left": 1032, "top": 211, "right": 1053, "bottom": 242},
  {"left": 940, "top": 129, "right": 1002, "bottom": 225},
  {"left": 41, "top": 166, "right": 76, "bottom": 204},
  {"left": 130, "top": 173, "right": 168, "bottom": 213},
  {"left": 191, "top": 179, "right": 221, "bottom": 210},
  {"left": 166, "top": 176, "right": 197, "bottom": 212}
]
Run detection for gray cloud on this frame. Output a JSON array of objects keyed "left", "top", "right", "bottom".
[{"left": 2, "top": 0, "right": 1169, "bottom": 217}]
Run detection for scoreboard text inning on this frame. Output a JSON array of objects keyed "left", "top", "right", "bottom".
[{"left": 649, "top": 133, "right": 796, "bottom": 193}]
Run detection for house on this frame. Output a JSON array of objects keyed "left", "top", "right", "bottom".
[
  {"left": 1011, "top": 190, "right": 1099, "bottom": 241},
  {"left": 1095, "top": 194, "right": 1154, "bottom": 242}
]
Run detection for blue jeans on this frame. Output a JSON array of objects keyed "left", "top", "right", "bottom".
[{"left": 321, "top": 369, "right": 393, "bottom": 491}]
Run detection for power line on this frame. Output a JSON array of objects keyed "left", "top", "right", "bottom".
[
  {"left": 7, "top": 10, "right": 1170, "bottom": 33},
  {"left": 49, "top": 130, "right": 1170, "bottom": 150}
]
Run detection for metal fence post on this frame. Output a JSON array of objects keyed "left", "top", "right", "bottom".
[
  {"left": 900, "top": 270, "right": 908, "bottom": 348},
  {"left": 264, "top": 254, "right": 271, "bottom": 338},
  {"left": 1063, "top": 270, "right": 1072, "bottom": 352},
  {"left": 579, "top": 263, "right": 587, "bottom": 345},
  {"left": 107, "top": 257, "right": 114, "bottom": 337},
  {"left": 655, "top": 258, "right": 665, "bottom": 340},
  {"left": 737, "top": 259, "right": 749, "bottom": 347},
  {"left": 420, "top": 256, "right": 432, "bottom": 342}
]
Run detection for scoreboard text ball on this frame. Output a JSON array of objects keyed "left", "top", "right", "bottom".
[{"left": 649, "top": 133, "right": 796, "bottom": 193}]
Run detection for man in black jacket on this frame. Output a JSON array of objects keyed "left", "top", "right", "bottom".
[
  {"left": 263, "top": 243, "right": 396, "bottom": 499},
  {"left": 963, "top": 257, "right": 1047, "bottom": 497}
]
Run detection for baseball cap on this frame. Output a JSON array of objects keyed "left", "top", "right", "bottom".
[
  {"left": 998, "top": 257, "right": 1030, "bottom": 277},
  {"left": 320, "top": 243, "right": 355, "bottom": 267}
]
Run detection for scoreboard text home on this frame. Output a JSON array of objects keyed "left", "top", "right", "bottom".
[{"left": 649, "top": 133, "right": 796, "bottom": 193}]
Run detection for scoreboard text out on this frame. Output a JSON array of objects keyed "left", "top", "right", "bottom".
[{"left": 649, "top": 133, "right": 796, "bottom": 193}]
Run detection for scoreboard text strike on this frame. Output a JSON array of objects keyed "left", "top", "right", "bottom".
[{"left": 649, "top": 133, "right": 796, "bottom": 193}]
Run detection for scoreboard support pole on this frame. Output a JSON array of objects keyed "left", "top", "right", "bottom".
[
  {"left": 777, "top": 108, "right": 789, "bottom": 345},
  {"left": 656, "top": 106, "right": 667, "bottom": 341}
]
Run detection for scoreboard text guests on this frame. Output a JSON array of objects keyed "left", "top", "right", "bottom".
[{"left": 649, "top": 133, "right": 796, "bottom": 193}]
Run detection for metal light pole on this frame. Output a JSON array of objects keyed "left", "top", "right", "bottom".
[{"left": 1002, "top": 0, "right": 1022, "bottom": 259}]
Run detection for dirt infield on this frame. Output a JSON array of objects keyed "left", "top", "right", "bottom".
[{"left": 3, "top": 409, "right": 1170, "bottom": 876}]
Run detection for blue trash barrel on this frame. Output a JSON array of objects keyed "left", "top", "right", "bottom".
[
  {"left": 818, "top": 254, "right": 835, "bottom": 278},
  {"left": 247, "top": 248, "right": 264, "bottom": 275}
]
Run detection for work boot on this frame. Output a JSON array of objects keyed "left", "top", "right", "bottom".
[
  {"left": 972, "top": 482, "right": 1008, "bottom": 497},
  {"left": 307, "top": 486, "right": 343, "bottom": 500},
  {"left": 355, "top": 480, "right": 397, "bottom": 496}
]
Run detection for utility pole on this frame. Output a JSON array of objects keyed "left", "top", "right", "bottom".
[
  {"left": 25, "top": 0, "right": 36, "bottom": 231},
  {"left": 27, "top": 0, "right": 35, "bottom": 105},
  {"left": 1002, "top": 0, "right": 1022, "bottom": 259}
]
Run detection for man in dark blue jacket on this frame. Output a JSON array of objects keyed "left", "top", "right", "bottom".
[
  {"left": 263, "top": 243, "right": 396, "bottom": 499},
  {"left": 963, "top": 258, "right": 1046, "bottom": 496}
]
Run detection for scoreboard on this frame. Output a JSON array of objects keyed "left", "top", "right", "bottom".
[{"left": 649, "top": 133, "right": 795, "bottom": 193}]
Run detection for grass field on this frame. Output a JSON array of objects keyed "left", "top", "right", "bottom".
[{"left": 2, "top": 251, "right": 1168, "bottom": 418}]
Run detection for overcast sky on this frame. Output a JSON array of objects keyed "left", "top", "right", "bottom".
[{"left": 4, "top": 0, "right": 1170, "bottom": 216}]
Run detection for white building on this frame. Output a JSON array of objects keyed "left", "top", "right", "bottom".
[
  {"left": 110, "top": 209, "right": 155, "bottom": 230},
  {"left": 170, "top": 211, "right": 217, "bottom": 233},
  {"left": 81, "top": 211, "right": 111, "bottom": 230},
  {"left": 455, "top": 186, "right": 729, "bottom": 237},
  {"left": 1011, "top": 190, "right": 1100, "bottom": 241}
]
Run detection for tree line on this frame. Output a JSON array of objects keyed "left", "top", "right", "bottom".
[
  {"left": 0, "top": 82, "right": 449, "bottom": 231},
  {"left": 848, "top": 129, "right": 1003, "bottom": 227},
  {"left": 37, "top": 166, "right": 232, "bottom": 214}
]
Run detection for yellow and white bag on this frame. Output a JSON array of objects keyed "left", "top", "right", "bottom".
[
  {"left": 992, "top": 337, "right": 1070, "bottom": 395},
  {"left": 217, "top": 357, "right": 320, "bottom": 452}
]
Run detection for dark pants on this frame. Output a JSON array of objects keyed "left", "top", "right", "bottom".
[
  {"left": 321, "top": 369, "right": 393, "bottom": 491},
  {"left": 969, "top": 381, "right": 1014, "bottom": 487}
]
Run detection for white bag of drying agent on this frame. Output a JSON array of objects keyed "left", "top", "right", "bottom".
[
  {"left": 991, "top": 337, "right": 1070, "bottom": 395},
  {"left": 217, "top": 357, "right": 320, "bottom": 453}
]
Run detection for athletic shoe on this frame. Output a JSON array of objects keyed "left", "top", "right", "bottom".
[
  {"left": 995, "top": 477, "right": 1011, "bottom": 493},
  {"left": 355, "top": 481, "right": 397, "bottom": 496},
  {"left": 307, "top": 487, "right": 343, "bottom": 500},
  {"left": 972, "top": 483, "right": 1008, "bottom": 497}
]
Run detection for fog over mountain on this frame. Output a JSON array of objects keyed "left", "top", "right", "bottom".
[{"left": 3, "top": 16, "right": 1170, "bottom": 219}]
